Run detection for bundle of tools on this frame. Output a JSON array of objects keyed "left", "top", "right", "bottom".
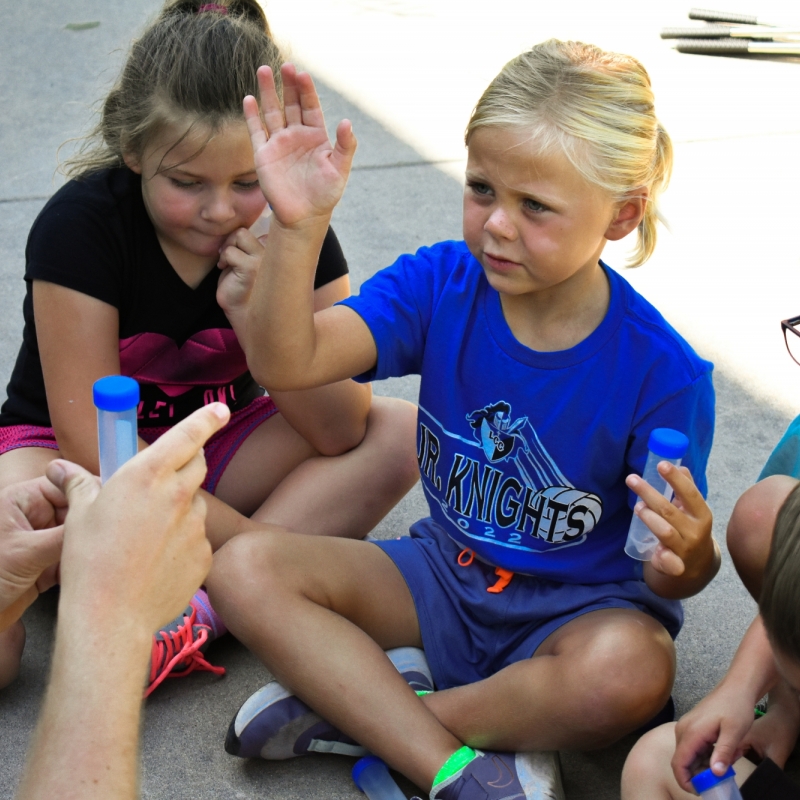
[{"left": 661, "top": 8, "right": 800, "bottom": 56}]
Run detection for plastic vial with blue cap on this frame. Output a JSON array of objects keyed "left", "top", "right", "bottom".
[
  {"left": 624, "top": 428, "right": 689, "bottom": 561},
  {"left": 690, "top": 765, "right": 743, "bottom": 799},
  {"left": 93, "top": 376, "right": 139, "bottom": 484},
  {"left": 352, "top": 756, "right": 409, "bottom": 800}
]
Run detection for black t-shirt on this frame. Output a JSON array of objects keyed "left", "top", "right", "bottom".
[{"left": 0, "top": 167, "right": 348, "bottom": 428}]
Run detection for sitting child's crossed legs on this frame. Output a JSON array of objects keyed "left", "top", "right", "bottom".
[{"left": 208, "top": 528, "right": 676, "bottom": 792}]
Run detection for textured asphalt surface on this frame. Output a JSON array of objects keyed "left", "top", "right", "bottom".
[{"left": 2, "top": 2, "right": 800, "bottom": 798}]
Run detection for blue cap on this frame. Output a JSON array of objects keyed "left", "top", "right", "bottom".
[
  {"left": 690, "top": 765, "right": 736, "bottom": 793},
  {"left": 92, "top": 376, "right": 139, "bottom": 412},
  {"left": 648, "top": 428, "right": 689, "bottom": 459},
  {"left": 352, "top": 755, "right": 386, "bottom": 792}
]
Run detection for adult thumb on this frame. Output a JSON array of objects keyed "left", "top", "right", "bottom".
[{"left": 46, "top": 459, "right": 100, "bottom": 511}]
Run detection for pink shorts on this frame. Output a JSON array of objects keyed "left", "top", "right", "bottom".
[{"left": 0, "top": 395, "right": 279, "bottom": 494}]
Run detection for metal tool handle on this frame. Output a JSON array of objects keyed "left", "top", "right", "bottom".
[{"left": 688, "top": 8, "right": 760, "bottom": 25}]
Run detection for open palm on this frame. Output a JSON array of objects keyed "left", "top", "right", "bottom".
[{"left": 244, "top": 64, "right": 356, "bottom": 227}]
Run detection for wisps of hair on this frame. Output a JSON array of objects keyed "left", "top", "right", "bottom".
[
  {"left": 466, "top": 39, "right": 672, "bottom": 267},
  {"left": 760, "top": 482, "right": 800, "bottom": 661},
  {"left": 61, "top": 0, "right": 283, "bottom": 179}
]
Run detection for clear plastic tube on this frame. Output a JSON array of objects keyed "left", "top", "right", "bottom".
[
  {"left": 624, "top": 428, "right": 689, "bottom": 561},
  {"left": 93, "top": 376, "right": 139, "bottom": 484}
]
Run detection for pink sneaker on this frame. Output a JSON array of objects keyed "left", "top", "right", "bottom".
[{"left": 145, "top": 605, "right": 225, "bottom": 697}]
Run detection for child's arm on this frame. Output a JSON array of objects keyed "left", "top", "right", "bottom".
[
  {"left": 672, "top": 616, "right": 779, "bottom": 791},
  {"left": 626, "top": 463, "right": 720, "bottom": 599},
  {"left": 218, "top": 230, "right": 371, "bottom": 455},
  {"left": 34, "top": 281, "right": 124, "bottom": 473},
  {"left": 34, "top": 281, "right": 272, "bottom": 551},
  {"left": 234, "top": 64, "right": 377, "bottom": 390}
]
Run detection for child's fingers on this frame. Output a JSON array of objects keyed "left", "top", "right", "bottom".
[
  {"left": 650, "top": 544, "right": 685, "bottom": 577},
  {"left": 256, "top": 65, "right": 286, "bottom": 136},
  {"left": 243, "top": 95, "right": 268, "bottom": 152},
  {"left": 661, "top": 464, "right": 710, "bottom": 521},
  {"left": 281, "top": 63, "right": 303, "bottom": 127},
  {"left": 295, "top": 70, "right": 326, "bottom": 130},
  {"left": 331, "top": 119, "right": 357, "bottom": 175},
  {"left": 223, "top": 227, "right": 262, "bottom": 257}
]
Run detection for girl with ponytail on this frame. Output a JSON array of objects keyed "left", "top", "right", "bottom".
[{"left": 0, "top": 1, "right": 419, "bottom": 694}]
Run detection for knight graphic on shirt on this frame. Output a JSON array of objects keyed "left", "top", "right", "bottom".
[{"left": 418, "top": 400, "right": 603, "bottom": 554}]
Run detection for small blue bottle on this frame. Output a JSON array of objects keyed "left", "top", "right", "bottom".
[
  {"left": 690, "top": 765, "right": 743, "bottom": 799},
  {"left": 93, "top": 376, "right": 139, "bottom": 484},
  {"left": 624, "top": 428, "right": 689, "bottom": 561},
  {"left": 352, "top": 756, "right": 408, "bottom": 800}
]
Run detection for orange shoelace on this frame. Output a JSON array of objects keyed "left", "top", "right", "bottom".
[{"left": 145, "top": 606, "right": 226, "bottom": 698}]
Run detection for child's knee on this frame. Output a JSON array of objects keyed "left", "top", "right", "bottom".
[
  {"left": 621, "top": 723, "right": 679, "bottom": 800},
  {"left": 727, "top": 475, "right": 797, "bottom": 579},
  {"left": 584, "top": 617, "right": 675, "bottom": 740},
  {"left": 365, "top": 397, "right": 420, "bottom": 489},
  {"left": 0, "top": 619, "right": 26, "bottom": 689},
  {"left": 207, "top": 530, "right": 294, "bottom": 613}
]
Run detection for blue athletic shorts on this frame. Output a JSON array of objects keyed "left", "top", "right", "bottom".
[{"left": 376, "top": 518, "right": 683, "bottom": 691}]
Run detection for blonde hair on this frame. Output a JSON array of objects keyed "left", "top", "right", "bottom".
[
  {"left": 466, "top": 39, "right": 672, "bottom": 267},
  {"left": 61, "top": 0, "right": 283, "bottom": 179}
]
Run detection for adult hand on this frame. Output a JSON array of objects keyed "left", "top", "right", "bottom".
[
  {"left": 51, "top": 402, "right": 230, "bottom": 636},
  {"left": 243, "top": 64, "right": 356, "bottom": 227},
  {"left": 0, "top": 477, "right": 67, "bottom": 631},
  {"left": 627, "top": 464, "right": 716, "bottom": 579}
]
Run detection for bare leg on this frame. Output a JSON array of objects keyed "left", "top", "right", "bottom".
[
  {"left": 209, "top": 532, "right": 675, "bottom": 787},
  {"left": 621, "top": 723, "right": 756, "bottom": 800},
  {"left": 0, "top": 446, "right": 61, "bottom": 492},
  {"left": 212, "top": 396, "right": 419, "bottom": 544},
  {"left": 0, "top": 620, "right": 26, "bottom": 689},
  {"left": 208, "top": 531, "right": 461, "bottom": 790},
  {"left": 422, "top": 608, "right": 675, "bottom": 752}
]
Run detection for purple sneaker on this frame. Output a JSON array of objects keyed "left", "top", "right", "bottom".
[
  {"left": 431, "top": 750, "right": 564, "bottom": 800},
  {"left": 225, "top": 646, "right": 434, "bottom": 759}
]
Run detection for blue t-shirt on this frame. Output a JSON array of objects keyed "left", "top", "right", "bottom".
[
  {"left": 340, "top": 241, "right": 715, "bottom": 584},
  {"left": 759, "top": 414, "right": 800, "bottom": 481}
]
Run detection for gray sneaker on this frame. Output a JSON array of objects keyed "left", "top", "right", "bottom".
[
  {"left": 225, "top": 647, "right": 434, "bottom": 759},
  {"left": 431, "top": 750, "right": 565, "bottom": 800}
]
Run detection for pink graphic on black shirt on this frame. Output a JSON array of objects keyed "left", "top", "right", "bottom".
[{"left": 119, "top": 329, "right": 248, "bottom": 422}]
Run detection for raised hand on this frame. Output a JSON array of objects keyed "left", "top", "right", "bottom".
[
  {"left": 627, "top": 463, "right": 717, "bottom": 581},
  {"left": 244, "top": 64, "right": 356, "bottom": 227}
]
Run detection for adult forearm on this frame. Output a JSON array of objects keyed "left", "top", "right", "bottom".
[
  {"left": 246, "top": 217, "right": 331, "bottom": 390},
  {"left": 16, "top": 611, "right": 150, "bottom": 800}
]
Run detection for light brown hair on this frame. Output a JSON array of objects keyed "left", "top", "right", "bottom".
[
  {"left": 466, "top": 39, "right": 672, "bottom": 267},
  {"left": 61, "top": 0, "right": 283, "bottom": 178},
  {"left": 760, "top": 482, "right": 800, "bottom": 660}
]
